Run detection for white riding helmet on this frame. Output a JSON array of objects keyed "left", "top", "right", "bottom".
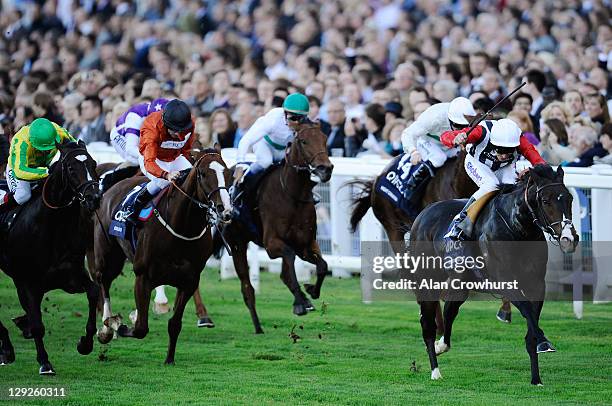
[
  {"left": 490, "top": 118, "right": 522, "bottom": 147},
  {"left": 447, "top": 97, "right": 476, "bottom": 125}
]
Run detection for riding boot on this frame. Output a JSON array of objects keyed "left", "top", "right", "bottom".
[
  {"left": 444, "top": 196, "right": 476, "bottom": 242},
  {"left": 0, "top": 194, "right": 18, "bottom": 215},
  {"left": 231, "top": 165, "right": 263, "bottom": 219},
  {"left": 403, "top": 160, "right": 435, "bottom": 200},
  {"left": 127, "top": 187, "right": 154, "bottom": 224}
]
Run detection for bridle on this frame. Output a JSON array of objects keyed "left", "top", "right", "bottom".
[
  {"left": 523, "top": 177, "right": 573, "bottom": 241},
  {"left": 42, "top": 146, "right": 99, "bottom": 210},
  {"left": 155, "top": 153, "right": 230, "bottom": 241}
]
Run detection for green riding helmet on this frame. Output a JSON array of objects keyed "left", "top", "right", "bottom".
[
  {"left": 30, "top": 118, "right": 61, "bottom": 151},
  {"left": 282, "top": 93, "right": 309, "bottom": 115}
]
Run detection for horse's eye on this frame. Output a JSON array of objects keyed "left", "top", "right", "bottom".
[
  {"left": 542, "top": 199, "right": 551, "bottom": 205},
  {"left": 300, "top": 139, "right": 307, "bottom": 145}
]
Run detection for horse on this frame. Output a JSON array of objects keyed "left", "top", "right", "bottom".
[
  {"left": 348, "top": 151, "right": 514, "bottom": 325},
  {"left": 93, "top": 149, "right": 232, "bottom": 364},
  {"left": 409, "top": 164, "right": 578, "bottom": 384},
  {"left": 0, "top": 140, "right": 102, "bottom": 375},
  {"left": 215, "top": 122, "right": 333, "bottom": 334}
]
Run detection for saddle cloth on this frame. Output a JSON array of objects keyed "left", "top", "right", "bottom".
[
  {"left": 375, "top": 153, "right": 422, "bottom": 218},
  {"left": 108, "top": 183, "right": 157, "bottom": 251}
]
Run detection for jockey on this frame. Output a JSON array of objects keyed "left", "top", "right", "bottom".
[
  {"left": 231, "top": 92, "right": 310, "bottom": 206},
  {"left": 440, "top": 118, "right": 545, "bottom": 242},
  {"left": 127, "top": 99, "right": 195, "bottom": 221},
  {"left": 101, "top": 98, "right": 169, "bottom": 192},
  {"left": 401, "top": 97, "right": 476, "bottom": 198},
  {"left": 0, "top": 118, "right": 75, "bottom": 214}
]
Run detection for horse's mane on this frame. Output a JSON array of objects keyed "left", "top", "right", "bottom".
[{"left": 498, "top": 164, "right": 556, "bottom": 194}]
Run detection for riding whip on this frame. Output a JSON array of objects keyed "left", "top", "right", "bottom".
[{"left": 466, "top": 82, "right": 527, "bottom": 136}]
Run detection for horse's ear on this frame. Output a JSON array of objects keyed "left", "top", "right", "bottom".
[
  {"left": 213, "top": 141, "right": 221, "bottom": 154},
  {"left": 77, "top": 139, "right": 86, "bottom": 148},
  {"left": 556, "top": 166, "right": 564, "bottom": 181}
]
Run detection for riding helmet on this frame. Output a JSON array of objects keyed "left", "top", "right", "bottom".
[
  {"left": 282, "top": 93, "right": 310, "bottom": 115},
  {"left": 447, "top": 97, "right": 476, "bottom": 126},
  {"left": 29, "top": 118, "right": 61, "bottom": 151},
  {"left": 490, "top": 118, "right": 522, "bottom": 147},
  {"left": 162, "top": 99, "right": 193, "bottom": 132}
]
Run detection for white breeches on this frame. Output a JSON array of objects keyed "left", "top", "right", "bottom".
[
  {"left": 416, "top": 138, "right": 458, "bottom": 168},
  {"left": 464, "top": 153, "right": 517, "bottom": 200},
  {"left": 138, "top": 155, "right": 192, "bottom": 194}
]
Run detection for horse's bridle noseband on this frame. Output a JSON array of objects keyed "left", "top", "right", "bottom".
[
  {"left": 287, "top": 126, "right": 328, "bottom": 174},
  {"left": 523, "top": 177, "right": 573, "bottom": 241},
  {"left": 43, "top": 146, "right": 99, "bottom": 210}
]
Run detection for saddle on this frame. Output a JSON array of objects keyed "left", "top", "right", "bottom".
[
  {"left": 465, "top": 191, "right": 498, "bottom": 226},
  {"left": 108, "top": 182, "right": 166, "bottom": 252},
  {"left": 375, "top": 153, "right": 422, "bottom": 218}
]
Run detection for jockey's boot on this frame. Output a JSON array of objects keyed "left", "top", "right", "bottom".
[
  {"left": 403, "top": 160, "right": 435, "bottom": 200},
  {"left": 0, "top": 194, "right": 18, "bottom": 215},
  {"left": 127, "top": 187, "right": 154, "bottom": 224},
  {"left": 231, "top": 165, "right": 262, "bottom": 219},
  {"left": 443, "top": 196, "right": 476, "bottom": 264}
]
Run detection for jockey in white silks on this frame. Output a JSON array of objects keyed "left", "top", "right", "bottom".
[
  {"left": 230, "top": 93, "right": 310, "bottom": 212},
  {"left": 400, "top": 97, "right": 476, "bottom": 198}
]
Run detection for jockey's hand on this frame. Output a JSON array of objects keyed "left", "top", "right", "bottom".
[
  {"left": 517, "top": 168, "right": 530, "bottom": 179},
  {"left": 410, "top": 150, "right": 422, "bottom": 165},
  {"left": 453, "top": 133, "right": 467, "bottom": 146},
  {"left": 233, "top": 166, "right": 246, "bottom": 184},
  {"left": 166, "top": 171, "right": 181, "bottom": 182}
]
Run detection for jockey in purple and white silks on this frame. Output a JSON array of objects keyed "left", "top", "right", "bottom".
[
  {"left": 110, "top": 98, "right": 169, "bottom": 166},
  {"left": 400, "top": 97, "right": 476, "bottom": 199}
]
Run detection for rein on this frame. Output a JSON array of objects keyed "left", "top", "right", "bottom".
[
  {"left": 153, "top": 153, "right": 228, "bottom": 241},
  {"left": 42, "top": 147, "right": 99, "bottom": 210},
  {"left": 523, "top": 177, "right": 571, "bottom": 240}
]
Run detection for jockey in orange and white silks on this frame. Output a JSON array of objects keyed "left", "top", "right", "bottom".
[
  {"left": 400, "top": 97, "right": 476, "bottom": 198},
  {"left": 231, "top": 93, "right": 310, "bottom": 206}
]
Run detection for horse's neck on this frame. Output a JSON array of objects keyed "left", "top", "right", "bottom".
[
  {"left": 162, "top": 170, "right": 207, "bottom": 230},
  {"left": 494, "top": 187, "right": 541, "bottom": 239},
  {"left": 281, "top": 160, "right": 313, "bottom": 199}
]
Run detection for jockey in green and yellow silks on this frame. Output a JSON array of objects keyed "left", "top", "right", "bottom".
[{"left": 0, "top": 118, "right": 75, "bottom": 214}]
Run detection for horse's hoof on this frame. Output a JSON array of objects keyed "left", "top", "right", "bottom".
[
  {"left": 305, "top": 299, "right": 316, "bottom": 312},
  {"left": 164, "top": 359, "right": 175, "bottom": 366},
  {"left": 496, "top": 310, "right": 511, "bottom": 323},
  {"left": 0, "top": 354, "right": 8, "bottom": 366},
  {"left": 153, "top": 302, "right": 171, "bottom": 315},
  {"left": 97, "top": 328, "right": 114, "bottom": 344},
  {"left": 536, "top": 341, "right": 556, "bottom": 353},
  {"left": 293, "top": 304, "right": 308, "bottom": 316},
  {"left": 197, "top": 317, "right": 215, "bottom": 328},
  {"left": 77, "top": 336, "right": 94, "bottom": 355},
  {"left": 431, "top": 367, "right": 442, "bottom": 380},
  {"left": 39, "top": 363, "right": 56, "bottom": 376},
  {"left": 117, "top": 324, "right": 131, "bottom": 337},
  {"left": 255, "top": 329, "right": 264, "bottom": 335},
  {"left": 435, "top": 339, "right": 449, "bottom": 355},
  {"left": 304, "top": 284, "right": 320, "bottom": 300}
]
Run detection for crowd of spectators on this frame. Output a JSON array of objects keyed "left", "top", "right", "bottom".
[{"left": 0, "top": 0, "right": 611, "bottom": 170}]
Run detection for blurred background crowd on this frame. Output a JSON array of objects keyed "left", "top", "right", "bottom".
[{"left": 0, "top": 0, "right": 611, "bottom": 169}]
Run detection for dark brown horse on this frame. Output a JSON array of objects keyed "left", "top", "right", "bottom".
[
  {"left": 0, "top": 141, "right": 101, "bottom": 375},
  {"left": 216, "top": 122, "right": 333, "bottom": 333},
  {"left": 93, "top": 149, "right": 232, "bottom": 364}
]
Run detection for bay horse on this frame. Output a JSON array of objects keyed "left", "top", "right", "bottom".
[
  {"left": 215, "top": 122, "right": 333, "bottom": 333},
  {"left": 0, "top": 140, "right": 102, "bottom": 375},
  {"left": 349, "top": 151, "right": 514, "bottom": 325},
  {"left": 93, "top": 149, "right": 232, "bottom": 364},
  {"left": 409, "top": 165, "right": 578, "bottom": 384}
]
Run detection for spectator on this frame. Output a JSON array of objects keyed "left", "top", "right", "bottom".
[
  {"left": 584, "top": 94, "right": 610, "bottom": 127},
  {"left": 512, "top": 93, "right": 533, "bottom": 114},
  {"left": 594, "top": 123, "right": 612, "bottom": 165},
  {"left": 566, "top": 125, "right": 607, "bottom": 167},
  {"left": 325, "top": 99, "right": 348, "bottom": 157},
  {"left": 538, "top": 119, "right": 576, "bottom": 165},
  {"left": 343, "top": 83, "right": 365, "bottom": 121},
  {"left": 433, "top": 80, "right": 458, "bottom": 103},
  {"left": 212, "top": 70, "right": 231, "bottom": 111},
  {"left": 563, "top": 90, "right": 585, "bottom": 118},
  {"left": 193, "top": 116, "right": 214, "bottom": 151},
  {"left": 540, "top": 101, "right": 573, "bottom": 127},
  {"left": 187, "top": 69, "right": 214, "bottom": 116},
  {"left": 382, "top": 119, "right": 406, "bottom": 157},
  {"left": 523, "top": 69, "right": 547, "bottom": 122},
  {"left": 405, "top": 86, "right": 429, "bottom": 121},
  {"left": 209, "top": 109, "right": 236, "bottom": 149},
  {"left": 345, "top": 103, "right": 385, "bottom": 157},
  {"left": 140, "top": 79, "right": 162, "bottom": 102},
  {"left": 32, "top": 91, "right": 63, "bottom": 124},
  {"left": 61, "top": 93, "right": 84, "bottom": 136},
  {"left": 507, "top": 110, "right": 538, "bottom": 146},
  {"left": 413, "top": 100, "right": 433, "bottom": 120},
  {"left": 78, "top": 96, "right": 108, "bottom": 144},
  {"left": 233, "top": 103, "right": 257, "bottom": 148}
]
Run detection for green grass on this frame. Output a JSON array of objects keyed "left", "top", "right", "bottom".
[{"left": 1, "top": 268, "right": 611, "bottom": 405}]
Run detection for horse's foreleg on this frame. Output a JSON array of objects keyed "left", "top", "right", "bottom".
[
  {"left": 233, "top": 242, "right": 263, "bottom": 334},
  {"left": 497, "top": 297, "right": 512, "bottom": 323},
  {"left": 153, "top": 286, "right": 170, "bottom": 314},
  {"left": 19, "top": 288, "right": 54, "bottom": 375},
  {"left": 420, "top": 300, "right": 441, "bottom": 380},
  {"left": 193, "top": 287, "right": 214, "bottom": 328},
  {"left": 118, "top": 275, "right": 151, "bottom": 339},
  {"left": 165, "top": 287, "right": 194, "bottom": 365},
  {"left": 77, "top": 275, "right": 99, "bottom": 356},
  {"left": 437, "top": 293, "right": 467, "bottom": 355},
  {"left": 511, "top": 300, "right": 555, "bottom": 354},
  {"left": 0, "top": 320, "right": 15, "bottom": 365},
  {"left": 301, "top": 240, "right": 328, "bottom": 300},
  {"left": 278, "top": 247, "right": 311, "bottom": 316}
]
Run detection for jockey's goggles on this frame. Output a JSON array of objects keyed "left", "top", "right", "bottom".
[
  {"left": 286, "top": 113, "right": 308, "bottom": 123},
  {"left": 493, "top": 146, "right": 516, "bottom": 155}
]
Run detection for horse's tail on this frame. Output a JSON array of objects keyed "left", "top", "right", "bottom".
[
  {"left": 346, "top": 179, "right": 374, "bottom": 233},
  {"left": 212, "top": 227, "right": 225, "bottom": 259}
]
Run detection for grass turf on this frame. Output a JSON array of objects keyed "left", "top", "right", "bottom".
[{"left": 0, "top": 268, "right": 611, "bottom": 405}]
